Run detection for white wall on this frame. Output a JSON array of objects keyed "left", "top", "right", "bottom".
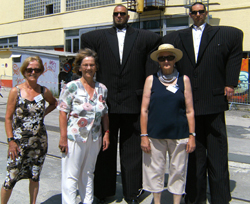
[{"left": 12, "top": 53, "right": 60, "bottom": 95}]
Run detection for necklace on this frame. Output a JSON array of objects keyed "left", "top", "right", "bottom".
[{"left": 157, "top": 68, "right": 179, "bottom": 83}]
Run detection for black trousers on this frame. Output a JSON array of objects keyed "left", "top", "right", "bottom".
[
  {"left": 185, "top": 112, "right": 231, "bottom": 204},
  {"left": 94, "top": 113, "right": 142, "bottom": 200}
]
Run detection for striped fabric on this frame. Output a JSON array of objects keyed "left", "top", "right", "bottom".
[
  {"left": 163, "top": 24, "right": 243, "bottom": 203},
  {"left": 163, "top": 25, "right": 243, "bottom": 116},
  {"left": 81, "top": 26, "right": 162, "bottom": 114},
  {"left": 81, "top": 26, "right": 162, "bottom": 200}
]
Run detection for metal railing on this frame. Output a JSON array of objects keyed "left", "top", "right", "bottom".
[{"left": 229, "top": 82, "right": 250, "bottom": 110}]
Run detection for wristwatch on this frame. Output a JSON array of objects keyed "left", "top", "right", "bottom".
[
  {"left": 189, "top": 133, "right": 196, "bottom": 137},
  {"left": 7, "top": 138, "right": 15, "bottom": 143}
]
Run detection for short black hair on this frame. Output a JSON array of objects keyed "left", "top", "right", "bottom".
[{"left": 190, "top": 2, "right": 206, "bottom": 12}]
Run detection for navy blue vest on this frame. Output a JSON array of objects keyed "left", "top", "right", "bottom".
[{"left": 147, "top": 74, "right": 189, "bottom": 139}]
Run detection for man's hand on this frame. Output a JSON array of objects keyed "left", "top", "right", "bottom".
[{"left": 224, "top": 86, "right": 234, "bottom": 100}]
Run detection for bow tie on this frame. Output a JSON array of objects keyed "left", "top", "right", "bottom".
[
  {"left": 117, "top": 29, "right": 126, "bottom": 33},
  {"left": 194, "top": 26, "right": 202, "bottom": 31}
]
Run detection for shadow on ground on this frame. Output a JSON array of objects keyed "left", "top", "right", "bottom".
[
  {"left": 41, "top": 194, "right": 61, "bottom": 204},
  {"left": 40, "top": 170, "right": 238, "bottom": 204}
]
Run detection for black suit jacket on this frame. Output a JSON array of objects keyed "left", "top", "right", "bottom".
[
  {"left": 163, "top": 24, "right": 243, "bottom": 115},
  {"left": 81, "top": 26, "right": 161, "bottom": 114}
]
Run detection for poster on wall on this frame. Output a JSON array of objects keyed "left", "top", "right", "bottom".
[
  {"left": 233, "top": 58, "right": 249, "bottom": 103},
  {"left": 12, "top": 54, "right": 60, "bottom": 95}
]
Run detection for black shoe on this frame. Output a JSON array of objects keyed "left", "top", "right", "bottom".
[
  {"left": 98, "top": 198, "right": 106, "bottom": 204},
  {"left": 137, "top": 189, "right": 144, "bottom": 198}
]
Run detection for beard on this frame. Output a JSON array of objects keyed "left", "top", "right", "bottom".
[{"left": 113, "top": 19, "right": 128, "bottom": 29}]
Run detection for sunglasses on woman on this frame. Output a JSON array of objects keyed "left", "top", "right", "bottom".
[
  {"left": 26, "top": 68, "right": 42, "bottom": 73},
  {"left": 158, "top": 56, "right": 175, "bottom": 62}
]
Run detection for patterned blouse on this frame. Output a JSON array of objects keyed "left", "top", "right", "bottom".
[{"left": 57, "top": 79, "right": 108, "bottom": 142}]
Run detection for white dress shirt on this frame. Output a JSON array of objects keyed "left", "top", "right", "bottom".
[
  {"left": 116, "top": 28, "right": 126, "bottom": 64},
  {"left": 192, "top": 23, "right": 206, "bottom": 63}
]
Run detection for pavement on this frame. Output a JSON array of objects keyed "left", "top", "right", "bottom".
[{"left": 0, "top": 87, "right": 250, "bottom": 204}]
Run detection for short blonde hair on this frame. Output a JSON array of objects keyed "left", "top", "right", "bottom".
[{"left": 20, "top": 56, "right": 44, "bottom": 77}]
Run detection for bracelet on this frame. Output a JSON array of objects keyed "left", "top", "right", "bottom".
[
  {"left": 7, "top": 137, "right": 15, "bottom": 143},
  {"left": 140, "top": 134, "right": 148, "bottom": 137},
  {"left": 105, "top": 130, "right": 110, "bottom": 134}
]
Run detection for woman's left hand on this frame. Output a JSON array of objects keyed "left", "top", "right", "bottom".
[
  {"left": 102, "top": 133, "right": 110, "bottom": 151},
  {"left": 186, "top": 136, "right": 196, "bottom": 153},
  {"left": 8, "top": 141, "right": 20, "bottom": 160}
]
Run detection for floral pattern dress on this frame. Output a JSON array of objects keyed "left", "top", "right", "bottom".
[
  {"left": 57, "top": 79, "right": 108, "bottom": 142},
  {"left": 3, "top": 86, "right": 48, "bottom": 190}
]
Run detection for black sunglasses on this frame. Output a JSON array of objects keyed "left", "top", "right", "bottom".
[
  {"left": 191, "top": 10, "right": 205, "bottom": 15},
  {"left": 158, "top": 56, "right": 175, "bottom": 62},
  {"left": 26, "top": 68, "right": 42, "bottom": 73},
  {"left": 113, "top": 12, "right": 126, "bottom": 17}
]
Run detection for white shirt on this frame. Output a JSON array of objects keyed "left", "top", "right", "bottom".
[
  {"left": 57, "top": 80, "right": 108, "bottom": 142},
  {"left": 116, "top": 28, "right": 126, "bottom": 64},
  {"left": 192, "top": 23, "right": 206, "bottom": 63}
]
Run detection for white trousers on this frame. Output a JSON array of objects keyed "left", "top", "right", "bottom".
[
  {"left": 143, "top": 138, "right": 189, "bottom": 195},
  {"left": 61, "top": 136, "right": 102, "bottom": 204}
]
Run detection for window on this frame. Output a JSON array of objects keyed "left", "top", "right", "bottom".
[
  {"left": 164, "top": 17, "right": 189, "bottom": 35},
  {"left": 65, "top": 30, "right": 79, "bottom": 53},
  {"left": 145, "top": 0, "right": 165, "bottom": 7},
  {"left": 46, "top": 4, "right": 53, "bottom": 15},
  {"left": 65, "top": 30, "right": 80, "bottom": 37},
  {"left": 128, "top": 22, "right": 140, "bottom": 29},
  {"left": 12, "top": 55, "right": 21, "bottom": 63},
  {"left": 24, "top": 0, "right": 60, "bottom": 19},
  {"left": 66, "top": 0, "right": 115, "bottom": 11},
  {"left": 0, "top": 37, "right": 18, "bottom": 48},
  {"left": 64, "top": 16, "right": 189, "bottom": 52},
  {"left": 167, "top": 17, "right": 188, "bottom": 27},
  {"left": 9, "top": 37, "right": 18, "bottom": 43},
  {"left": 130, "top": 17, "right": 188, "bottom": 36},
  {"left": 0, "top": 39, "right": 7, "bottom": 44},
  {"left": 73, "top": 39, "right": 79, "bottom": 53},
  {"left": 143, "top": 20, "right": 162, "bottom": 29},
  {"left": 65, "top": 39, "right": 72, "bottom": 52}
]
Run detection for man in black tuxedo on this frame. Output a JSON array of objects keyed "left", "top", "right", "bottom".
[
  {"left": 81, "top": 5, "right": 161, "bottom": 204},
  {"left": 163, "top": 2, "right": 243, "bottom": 204}
]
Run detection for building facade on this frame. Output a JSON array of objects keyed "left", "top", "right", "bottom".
[{"left": 0, "top": 0, "right": 249, "bottom": 88}]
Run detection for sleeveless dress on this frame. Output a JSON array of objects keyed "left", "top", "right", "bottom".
[
  {"left": 3, "top": 86, "right": 48, "bottom": 190},
  {"left": 147, "top": 74, "right": 189, "bottom": 140}
]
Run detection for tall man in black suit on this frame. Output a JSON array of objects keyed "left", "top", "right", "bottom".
[
  {"left": 81, "top": 5, "right": 161, "bottom": 204},
  {"left": 163, "top": 2, "right": 243, "bottom": 204}
]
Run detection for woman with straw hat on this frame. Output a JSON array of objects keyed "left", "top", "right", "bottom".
[{"left": 140, "top": 44, "right": 196, "bottom": 204}]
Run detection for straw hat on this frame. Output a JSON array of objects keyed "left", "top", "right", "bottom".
[{"left": 150, "top": 44, "right": 183, "bottom": 62}]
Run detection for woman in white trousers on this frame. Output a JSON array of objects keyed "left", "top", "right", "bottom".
[{"left": 58, "top": 48, "right": 110, "bottom": 204}]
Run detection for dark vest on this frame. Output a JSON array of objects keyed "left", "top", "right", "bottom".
[{"left": 148, "top": 74, "right": 189, "bottom": 139}]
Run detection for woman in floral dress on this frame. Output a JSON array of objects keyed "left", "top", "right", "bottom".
[
  {"left": 58, "top": 48, "right": 109, "bottom": 204},
  {"left": 1, "top": 56, "right": 57, "bottom": 204}
]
